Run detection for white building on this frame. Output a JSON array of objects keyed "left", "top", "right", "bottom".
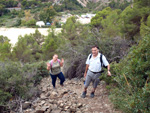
[{"left": 36, "top": 21, "right": 45, "bottom": 27}]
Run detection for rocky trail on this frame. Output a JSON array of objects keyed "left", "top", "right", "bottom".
[{"left": 22, "top": 77, "right": 122, "bottom": 113}]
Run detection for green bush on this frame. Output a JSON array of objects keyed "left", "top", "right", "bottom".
[
  {"left": 26, "top": 19, "right": 36, "bottom": 27},
  {"left": 14, "top": 18, "right": 21, "bottom": 26},
  {"left": 0, "top": 90, "right": 12, "bottom": 105},
  {"left": 109, "top": 35, "right": 150, "bottom": 112},
  {"left": 12, "top": 30, "right": 45, "bottom": 63},
  {"left": 0, "top": 61, "right": 49, "bottom": 105}
]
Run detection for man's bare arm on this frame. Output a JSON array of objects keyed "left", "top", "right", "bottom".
[
  {"left": 84, "top": 64, "right": 89, "bottom": 77},
  {"left": 107, "top": 64, "right": 111, "bottom": 76}
]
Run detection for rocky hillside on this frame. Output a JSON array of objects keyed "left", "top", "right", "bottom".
[
  {"left": 74, "top": 0, "right": 132, "bottom": 7},
  {"left": 18, "top": 77, "right": 122, "bottom": 113}
]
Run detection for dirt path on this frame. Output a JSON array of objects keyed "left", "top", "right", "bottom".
[
  {"left": 63, "top": 79, "right": 121, "bottom": 113},
  {"left": 23, "top": 77, "right": 122, "bottom": 113}
]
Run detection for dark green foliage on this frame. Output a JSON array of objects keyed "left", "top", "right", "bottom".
[
  {"left": 14, "top": 18, "right": 21, "bottom": 26},
  {"left": 12, "top": 29, "right": 44, "bottom": 63},
  {"left": 91, "top": 7, "right": 112, "bottom": 28},
  {"left": 0, "top": 35, "right": 12, "bottom": 61},
  {"left": 140, "top": 15, "right": 150, "bottom": 37},
  {"left": 0, "top": 61, "right": 49, "bottom": 105},
  {"left": 109, "top": 35, "right": 150, "bottom": 112},
  {"left": 0, "top": 0, "right": 18, "bottom": 8},
  {"left": 54, "top": 0, "right": 82, "bottom": 12},
  {"left": 109, "top": 0, "right": 131, "bottom": 10},
  {"left": 0, "top": 0, "right": 18, "bottom": 16},
  {"left": 119, "top": 1, "right": 150, "bottom": 39},
  {"left": 0, "top": 90, "right": 12, "bottom": 105},
  {"left": 0, "top": 4, "right": 6, "bottom": 16},
  {"left": 61, "top": 16, "right": 84, "bottom": 45},
  {"left": 100, "top": 9, "right": 121, "bottom": 37},
  {"left": 26, "top": 18, "right": 36, "bottom": 27},
  {"left": 39, "top": 6, "right": 56, "bottom": 23},
  {"left": 91, "top": 3, "right": 150, "bottom": 40},
  {"left": 42, "top": 27, "right": 61, "bottom": 60},
  {"left": 21, "top": 0, "right": 41, "bottom": 9},
  {"left": 134, "top": 0, "right": 150, "bottom": 7}
]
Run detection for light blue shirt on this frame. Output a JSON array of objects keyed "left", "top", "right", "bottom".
[{"left": 86, "top": 53, "right": 109, "bottom": 72}]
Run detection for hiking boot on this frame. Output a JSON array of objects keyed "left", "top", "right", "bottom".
[
  {"left": 90, "top": 92, "right": 95, "bottom": 98},
  {"left": 81, "top": 91, "right": 86, "bottom": 98}
]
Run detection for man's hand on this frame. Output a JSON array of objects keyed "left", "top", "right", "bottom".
[
  {"left": 107, "top": 71, "right": 111, "bottom": 76},
  {"left": 84, "top": 72, "right": 87, "bottom": 78}
]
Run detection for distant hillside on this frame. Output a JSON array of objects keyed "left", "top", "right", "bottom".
[
  {"left": 76, "top": 0, "right": 132, "bottom": 7},
  {"left": 0, "top": 0, "right": 131, "bottom": 9},
  {"left": 40, "top": 0, "right": 132, "bottom": 7}
]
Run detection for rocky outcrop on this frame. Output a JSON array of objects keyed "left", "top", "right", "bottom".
[
  {"left": 77, "top": 0, "right": 101, "bottom": 7},
  {"left": 20, "top": 77, "right": 122, "bottom": 113}
]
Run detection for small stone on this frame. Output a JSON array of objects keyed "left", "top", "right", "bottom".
[
  {"left": 105, "top": 104, "right": 108, "bottom": 107},
  {"left": 57, "top": 100, "right": 63, "bottom": 105},
  {"left": 51, "top": 104, "right": 57, "bottom": 109},
  {"left": 42, "top": 86, "right": 47, "bottom": 92},
  {"left": 45, "top": 92, "right": 50, "bottom": 97},
  {"left": 22, "top": 102, "right": 31, "bottom": 109},
  {"left": 51, "top": 91, "right": 58, "bottom": 98},
  {"left": 76, "top": 111, "right": 82, "bottom": 113},
  {"left": 40, "top": 93, "right": 46, "bottom": 99},
  {"left": 70, "top": 107, "right": 76, "bottom": 112},
  {"left": 77, "top": 103, "right": 82, "bottom": 108},
  {"left": 39, "top": 100, "right": 45, "bottom": 106},
  {"left": 41, "top": 106, "right": 49, "bottom": 111},
  {"left": 65, "top": 106, "right": 69, "bottom": 109},
  {"left": 23, "top": 109, "right": 33, "bottom": 113},
  {"left": 48, "top": 100, "right": 54, "bottom": 104},
  {"left": 72, "top": 103, "right": 77, "bottom": 108},
  {"left": 60, "top": 103, "right": 64, "bottom": 108},
  {"left": 35, "top": 109, "right": 45, "bottom": 113},
  {"left": 51, "top": 109, "right": 61, "bottom": 113}
]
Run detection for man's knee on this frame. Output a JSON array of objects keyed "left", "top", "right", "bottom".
[
  {"left": 93, "top": 78, "right": 100, "bottom": 88},
  {"left": 84, "top": 78, "right": 91, "bottom": 88}
]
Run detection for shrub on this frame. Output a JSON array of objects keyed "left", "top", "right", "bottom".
[
  {"left": 26, "top": 19, "right": 36, "bottom": 27},
  {"left": 109, "top": 34, "right": 150, "bottom": 112},
  {"left": 0, "top": 61, "right": 49, "bottom": 105}
]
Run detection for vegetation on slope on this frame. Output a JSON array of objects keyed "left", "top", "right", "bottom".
[{"left": 0, "top": 0, "right": 150, "bottom": 112}]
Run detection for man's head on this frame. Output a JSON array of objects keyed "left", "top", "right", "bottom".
[
  {"left": 53, "top": 54, "right": 58, "bottom": 61},
  {"left": 91, "top": 46, "right": 99, "bottom": 56}
]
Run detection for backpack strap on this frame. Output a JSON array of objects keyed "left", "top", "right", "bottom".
[
  {"left": 89, "top": 54, "right": 92, "bottom": 60},
  {"left": 100, "top": 54, "right": 103, "bottom": 67},
  {"left": 50, "top": 59, "right": 60, "bottom": 67},
  {"left": 100, "top": 54, "right": 108, "bottom": 68},
  {"left": 89, "top": 53, "right": 106, "bottom": 68},
  {"left": 89, "top": 54, "right": 102, "bottom": 65}
]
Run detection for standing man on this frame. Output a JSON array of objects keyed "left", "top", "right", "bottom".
[{"left": 81, "top": 46, "right": 111, "bottom": 98}]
